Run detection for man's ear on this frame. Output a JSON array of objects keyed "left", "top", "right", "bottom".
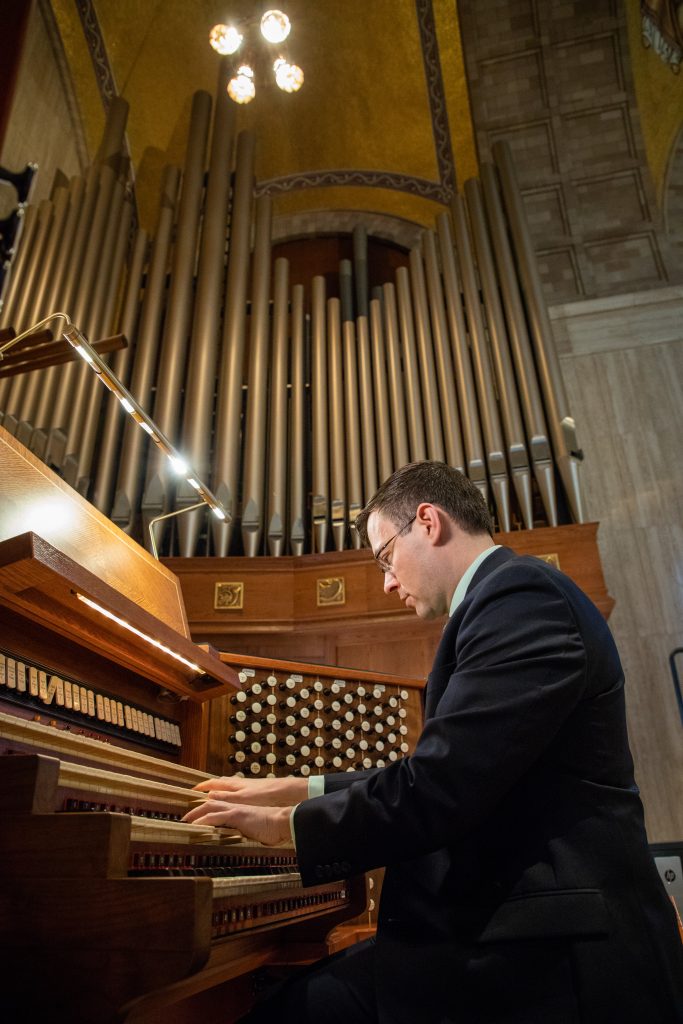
[{"left": 415, "top": 502, "right": 442, "bottom": 544}]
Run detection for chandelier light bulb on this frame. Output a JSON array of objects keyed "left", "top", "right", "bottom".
[
  {"left": 260, "top": 9, "right": 291, "bottom": 44},
  {"left": 227, "top": 65, "right": 256, "bottom": 104},
  {"left": 273, "top": 58, "right": 304, "bottom": 93},
  {"left": 209, "top": 23, "right": 243, "bottom": 55}
]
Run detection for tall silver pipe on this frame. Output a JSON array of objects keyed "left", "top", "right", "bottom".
[
  {"left": 422, "top": 230, "right": 465, "bottom": 473},
  {"left": 480, "top": 162, "right": 557, "bottom": 525},
  {"left": 395, "top": 266, "right": 426, "bottom": 462},
  {"left": 241, "top": 194, "right": 273, "bottom": 556},
  {"left": 3, "top": 199, "right": 54, "bottom": 417},
  {"left": 48, "top": 163, "right": 101, "bottom": 451},
  {"left": 178, "top": 62, "right": 236, "bottom": 556},
  {"left": 266, "top": 257, "right": 289, "bottom": 556},
  {"left": 143, "top": 90, "right": 212, "bottom": 542},
  {"left": 492, "top": 140, "right": 584, "bottom": 522},
  {"left": 0, "top": 201, "right": 38, "bottom": 331},
  {"left": 25, "top": 186, "right": 69, "bottom": 331},
  {"left": 111, "top": 165, "right": 180, "bottom": 534},
  {"left": 74, "top": 182, "right": 130, "bottom": 493},
  {"left": 465, "top": 178, "right": 534, "bottom": 529},
  {"left": 9, "top": 198, "right": 54, "bottom": 335},
  {"left": 328, "top": 297, "right": 346, "bottom": 551},
  {"left": 288, "top": 285, "right": 306, "bottom": 555},
  {"left": 92, "top": 225, "right": 148, "bottom": 514},
  {"left": 369, "top": 297, "right": 393, "bottom": 483},
  {"left": 450, "top": 196, "right": 510, "bottom": 529},
  {"left": 356, "top": 314, "right": 378, "bottom": 501},
  {"left": 339, "top": 259, "right": 354, "bottom": 321},
  {"left": 381, "top": 283, "right": 410, "bottom": 469},
  {"left": 61, "top": 158, "right": 121, "bottom": 483},
  {"left": 311, "top": 275, "right": 329, "bottom": 552},
  {"left": 212, "top": 130, "right": 256, "bottom": 555},
  {"left": 408, "top": 248, "right": 445, "bottom": 462},
  {"left": 353, "top": 225, "right": 369, "bottom": 317},
  {"left": 30, "top": 177, "right": 86, "bottom": 433},
  {"left": 343, "top": 319, "right": 363, "bottom": 547},
  {"left": 436, "top": 212, "right": 487, "bottom": 498}
]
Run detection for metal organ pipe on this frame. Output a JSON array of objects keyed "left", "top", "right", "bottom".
[
  {"left": 143, "top": 90, "right": 212, "bottom": 547},
  {"left": 492, "top": 139, "right": 584, "bottom": 523},
  {"left": 212, "top": 130, "right": 256, "bottom": 555},
  {"left": 178, "top": 64, "right": 236, "bottom": 556}
]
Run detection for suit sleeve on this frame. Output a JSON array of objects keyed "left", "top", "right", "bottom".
[{"left": 293, "top": 563, "right": 588, "bottom": 885}]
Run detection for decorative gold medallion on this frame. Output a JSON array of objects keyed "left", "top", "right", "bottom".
[
  {"left": 537, "top": 553, "right": 560, "bottom": 569},
  {"left": 214, "top": 582, "right": 244, "bottom": 610},
  {"left": 317, "top": 576, "right": 346, "bottom": 606}
]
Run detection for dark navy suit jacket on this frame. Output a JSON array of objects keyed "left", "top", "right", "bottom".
[{"left": 293, "top": 549, "right": 683, "bottom": 1023}]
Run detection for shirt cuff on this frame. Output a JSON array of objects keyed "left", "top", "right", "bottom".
[
  {"left": 290, "top": 775, "right": 326, "bottom": 845},
  {"left": 308, "top": 775, "right": 326, "bottom": 798}
]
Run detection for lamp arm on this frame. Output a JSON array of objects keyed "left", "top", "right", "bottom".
[{"left": 0, "top": 311, "right": 70, "bottom": 360}]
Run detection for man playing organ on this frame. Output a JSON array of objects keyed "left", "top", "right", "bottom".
[{"left": 184, "top": 460, "right": 683, "bottom": 1024}]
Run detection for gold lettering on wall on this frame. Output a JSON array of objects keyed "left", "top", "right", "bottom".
[
  {"left": 317, "top": 577, "right": 346, "bottom": 606},
  {"left": 214, "top": 582, "right": 244, "bottom": 610}
]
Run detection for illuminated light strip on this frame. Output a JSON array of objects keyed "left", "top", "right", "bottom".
[{"left": 75, "top": 593, "right": 204, "bottom": 674}]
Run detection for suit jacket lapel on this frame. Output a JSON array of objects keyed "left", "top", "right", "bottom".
[{"left": 423, "top": 547, "right": 517, "bottom": 719}]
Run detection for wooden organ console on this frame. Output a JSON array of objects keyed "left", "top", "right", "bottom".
[{"left": 0, "top": 424, "right": 424, "bottom": 1022}]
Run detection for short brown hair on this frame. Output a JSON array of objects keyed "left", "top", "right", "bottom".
[{"left": 355, "top": 461, "right": 493, "bottom": 545}]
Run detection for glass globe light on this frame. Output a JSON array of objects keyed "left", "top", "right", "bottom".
[
  {"left": 273, "top": 58, "right": 304, "bottom": 93},
  {"left": 227, "top": 65, "right": 256, "bottom": 104},
  {"left": 260, "top": 10, "right": 291, "bottom": 44},
  {"left": 209, "top": 23, "right": 243, "bottom": 55}
]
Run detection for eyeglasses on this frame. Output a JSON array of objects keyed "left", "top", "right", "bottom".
[{"left": 373, "top": 514, "right": 416, "bottom": 573}]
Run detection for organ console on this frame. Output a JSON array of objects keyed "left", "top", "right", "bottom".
[{"left": 0, "top": 423, "right": 424, "bottom": 1023}]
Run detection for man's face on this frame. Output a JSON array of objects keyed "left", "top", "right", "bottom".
[{"left": 367, "top": 509, "right": 447, "bottom": 620}]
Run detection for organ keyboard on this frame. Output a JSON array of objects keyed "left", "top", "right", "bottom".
[{"left": 0, "top": 424, "right": 424, "bottom": 1022}]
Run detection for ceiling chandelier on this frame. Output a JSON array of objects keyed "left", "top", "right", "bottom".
[{"left": 209, "top": 9, "right": 304, "bottom": 105}]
